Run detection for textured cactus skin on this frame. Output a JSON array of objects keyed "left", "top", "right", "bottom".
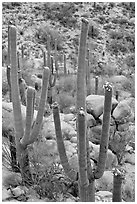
[
  {"left": 85, "top": 58, "right": 91, "bottom": 96},
  {"left": 54, "top": 38, "right": 59, "bottom": 77},
  {"left": 7, "top": 24, "right": 12, "bottom": 101},
  {"left": 53, "top": 19, "right": 113, "bottom": 202},
  {"left": 9, "top": 25, "right": 50, "bottom": 184},
  {"left": 95, "top": 76, "right": 98, "bottom": 95},
  {"left": 53, "top": 102, "right": 77, "bottom": 181},
  {"left": 76, "top": 18, "right": 89, "bottom": 201},
  {"left": 63, "top": 53, "right": 67, "bottom": 76},
  {"left": 112, "top": 168, "right": 125, "bottom": 202}
]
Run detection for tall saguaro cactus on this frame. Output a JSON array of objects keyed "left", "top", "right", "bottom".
[
  {"left": 9, "top": 25, "right": 50, "bottom": 184},
  {"left": 53, "top": 18, "right": 113, "bottom": 202}
]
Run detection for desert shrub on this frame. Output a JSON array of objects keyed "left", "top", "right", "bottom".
[
  {"left": 88, "top": 22, "right": 100, "bottom": 38},
  {"left": 43, "top": 2, "right": 77, "bottom": 28},
  {"left": 56, "top": 92, "right": 75, "bottom": 113},
  {"left": 124, "top": 53, "right": 135, "bottom": 68},
  {"left": 56, "top": 75, "right": 77, "bottom": 95},
  {"left": 107, "top": 39, "right": 127, "bottom": 55},
  {"left": 109, "top": 29, "right": 123, "bottom": 40},
  {"left": 35, "top": 22, "right": 64, "bottom": 50},
  {"left": 32, "top": 163, "right": 69, "bottom": 200},
  {"left": 2, "top": 81, "right": 9, "bottom": 96}
]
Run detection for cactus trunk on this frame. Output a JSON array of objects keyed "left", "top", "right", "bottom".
[
  {"left": 95, "top": 76, "right": 98, "bottom": 95},
  {"left": 112, "top": 168, "right": 125, "bottom": 202},
  {"left": 76, "top": 18, "right": 89, "bottom": 201}
]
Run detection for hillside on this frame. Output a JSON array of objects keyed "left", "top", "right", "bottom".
[{"left": 2, "top": 2, "right": 135, "bottom": 76}]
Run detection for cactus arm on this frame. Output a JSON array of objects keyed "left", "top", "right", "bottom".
[
  {"left": 49, "top": 72, "right": 56, "bottom": 87},
  {"left": 112, "top": 168, "right": 125, "bottom": 202},
  {"left": 10, "top": 25, "right": 24, "bottom": 142},
  {"left": 7, "top": 24, "right": 11, "bottom": 66},
  {"left": 21, "top": 44, "right": 24, "bottom": 59},
  {"left": 7, "top": 24, "right": 12, "bottom": 101},
  {"left": 20, "top": 87, "right": 35, "bottom": 147},
  {"left": 43, "top": 50, "right": 47, "bottom": 67},
  {"left": 47, "top": 35, "right": 51, "bottom": 68},
  {"left": 77, "top": 108, "right": 89, "bottom": 201},
  {"left": 28, "top": 67, "right": 50, "bottom": 144},
  {"left": 76, "top": 18, "right": 89, "bottom": 111},
  {"left": 54, "top": 38, "right": 58, "bottom": 76},
  {"left": 63, "top": 54, "right": 67, "bottom": 76},
  {"left": 53, "top": 102, "right": 77, "bottom": 181},
  {"left": 85, "top": 59, "right": 91, "bottom": 96},
  {"left": 95, "top": 76, "right": 98, "bottom": 95},
  {"left": 94, "top": 82, "right": 112, "bottom": 179}
]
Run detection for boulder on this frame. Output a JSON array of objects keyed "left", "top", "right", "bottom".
[
  {"left": 88, "top": 124, "right": 116, "bottom": 144},
  {"left": 86, "top": 95, "right": 118, "bottom": 119},
  {"left": 95, "top": 170, "right": 113, "bottom": 192},
  {"left": 112, "top": 99, "right": 132, "bottom": 123},
  {"left": 86, "top": 113, "right": 97, "bottom": 127},
  {"left": 95, "top": 191, "right": 112, "bottom": 202},
  {"left": 2, "top": 102, "right": 38, "bottom": 137},
  {"left": 41, "top": 115, "right": 76, "bottom": 140}
]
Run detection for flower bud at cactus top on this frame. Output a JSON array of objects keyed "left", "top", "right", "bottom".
[{"left": 103, "top": 82, "right": 113, "bottom": 92}]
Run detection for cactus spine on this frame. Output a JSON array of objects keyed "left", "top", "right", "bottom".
[{"left": 10, "top": 25, "right": 50, "bottom": 184}]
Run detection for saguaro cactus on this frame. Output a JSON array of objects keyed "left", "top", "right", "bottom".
[
  {"left": 53, "top": 18, "right": 113, "bottom": 202},
  {"left": 9, "top": 25, "right": 50, "bottom": 184},
  {"left": 63, "top": 53, "right": 67, "bottom": 76},
  {"left": 95, "top": 75, "right": 98, "bottom": 95},
  {"left": 112, "top": 168, "right": 125, "bottom": 202}
]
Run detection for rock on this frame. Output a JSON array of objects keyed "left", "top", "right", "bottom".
[
  {"left": 41, "top": 115, "right": 76, "bottom": 140},
  {"left": 110, "top": 75, "right": 128, "bottom": 84},
  {"left": 112, "top": 99, "right": 132, "bottom": 123},
  {"left": 88, "top": 124, "right": 115, "bottom": 144},
  {"left": 124, "top": 152, "right": 135, "bottom": 165},
  {"left": 2, "top": 101, "right": 38, "bottom": 136},
  {"left": 117, "top": 122, "right": 129, "bottom": 131},
  {"left": 63, "top": 113, "right": 75, "bottom": 123},
  {"left": 2, "top": 169, "right": 22, "bottom": 189},
  {"left": 2, "top": 188, "right": 12, "bottom": 201},
  {"left": 86, "top": 113, "right": 97, "bottom": 127},
  {"left": 122, "top": 163, "right": 135, "bottom": 202},
  {"left": 70, "top": 136, "right": 77, "bottom": 143},
  {"left": 11, "top": 186, "right": 25, "bottom": 197},
  {"left": 64, "top": 140, "right": 77, "bottom": 157},
  {"left": 95, "top": 171, "right": 113, "bottom": 192},
  {"left": 95, "top": 191, "right": 112, "bottom": 202},
  {"left": 86, "top": 95, "right": 118, "bottom": 119}
]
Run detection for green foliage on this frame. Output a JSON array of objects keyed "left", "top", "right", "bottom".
[
  {"left": 43, "top": 2, "right": 77, "bottom": 27},
  {"left": 56, "top": 92, "right": 75, "bottom": 113},
  {"left": 35, "top": 22, "right": 64, "bottom": 50},
  {"left": 32, "top": 163, "right": 69, "bottom": 200},
  {"left": 57, "top": 75, "right": 77, "bottom": 94}
]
